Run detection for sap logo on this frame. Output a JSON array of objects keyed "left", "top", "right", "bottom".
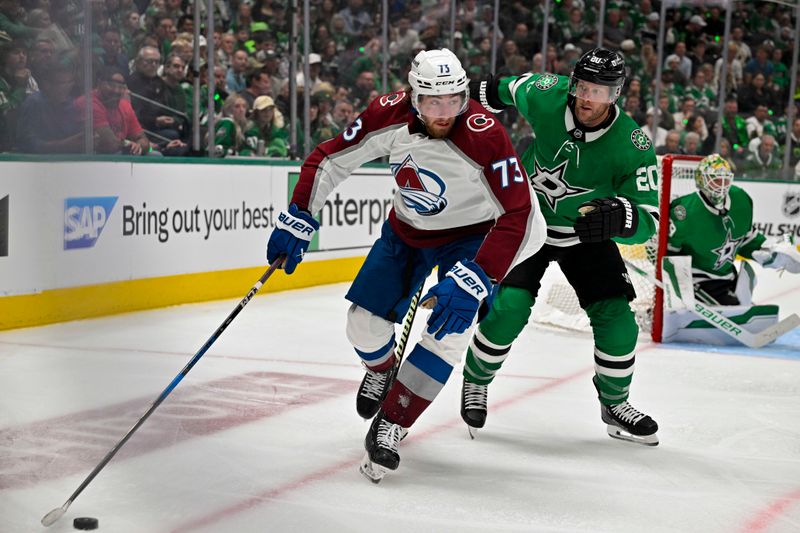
[{"left": 64, "top": 196, "right": 118, "bottom": 250}]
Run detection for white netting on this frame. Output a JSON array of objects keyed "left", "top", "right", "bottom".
[{"left": 531, "top": 155, "right": 702, "bottom": 336}]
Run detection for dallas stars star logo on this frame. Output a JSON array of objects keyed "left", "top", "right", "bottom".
[
  {"left": 529, "top": 159, "right": 590, "bottom": 210},
  {"left": 712, "top": 228, "right": 743, "bottom": 270}
]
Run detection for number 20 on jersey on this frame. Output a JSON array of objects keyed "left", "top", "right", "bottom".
[{"left": 636, "top": 165, "right": 658, "bottom": 192}]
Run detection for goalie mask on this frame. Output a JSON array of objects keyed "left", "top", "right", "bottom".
[
  {"left": 569, "top": 48, "right": 625, "bottom": 104},
  {"left": 695, "top": 154, "right": 734, "bottom": 207},
  {"left": 408, "top": 48, "right": 469, "bottom": 119}
]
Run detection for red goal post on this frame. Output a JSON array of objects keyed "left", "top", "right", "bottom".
[{"left": 651, "top": 154, "right": 703, "bottom": 341}]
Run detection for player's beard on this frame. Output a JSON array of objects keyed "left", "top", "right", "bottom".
[
  {"left": 574, "top": 98, "right": 610, "bottom": 128},
  {"left": 422, "top": 116, "right": 456, "bottom": 139}
]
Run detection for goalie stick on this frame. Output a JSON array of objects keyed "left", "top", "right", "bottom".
[
  {"left": 41, "top": 259, "right": 285, "bottom": 527},
  {"left": 623, "top": 258, "right": 800, "bottom": 349}
]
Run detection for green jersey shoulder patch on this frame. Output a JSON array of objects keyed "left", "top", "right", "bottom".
[
  {"left": 630, "top": 129, "right": 651, "bottom": 151},
  {"left": 533, "top": 73, "right": 559, "bottom": 91},
  {"left": 673, "top": 204, "right": 687, "bottom": 221}
]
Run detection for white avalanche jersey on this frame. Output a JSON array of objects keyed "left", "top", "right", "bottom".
[{"left": 292, "top": 91, "right": 545, "bottom": 281}]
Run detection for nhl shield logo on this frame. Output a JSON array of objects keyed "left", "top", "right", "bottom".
[
  {"left": 631, "top": 129, "right": 651, "bottom": 151},
  {"left": 783, "top": 192, "right": 800, "bottom": 218},
  {"left": 534, "top": 73, "right": 559, "bottom": 91}
]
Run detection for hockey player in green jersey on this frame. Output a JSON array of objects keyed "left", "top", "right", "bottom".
[
  {"left": 662, "top": 154, "right": 800, "bottom": 343},
  {"left": 463, "top": 48, "right": 661, "bottom": 445}
]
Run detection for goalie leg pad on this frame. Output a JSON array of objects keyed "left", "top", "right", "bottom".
[
  {"left": 661, "top": 305, "right": 779, "bottom": 345},
  {"left": 734, "top": 261, "right": 757, "bottom": 306}
]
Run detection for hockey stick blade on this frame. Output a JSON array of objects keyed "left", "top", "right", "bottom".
[
  {"left": 624, "top": 258, "right": 800, "bottom": 348},
  {"left": 41, "top": 259, "right": 285, "bottom": 527},
  {"left": 41, "top": 504, "right": 67, "bottom": 527},
  {"left": 749, "top": 313, "right": 800, "bottom": 348}
]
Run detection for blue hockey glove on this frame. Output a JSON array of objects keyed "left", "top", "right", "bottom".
[
  {"left": 575, "top": 196, "right": 638, "bottom": 243},
  {"left": 266, "top": 204, "right": 319, "bottom": 274},
  {"left": 423, "top": 260, "right": 492, "bottom": 341}
]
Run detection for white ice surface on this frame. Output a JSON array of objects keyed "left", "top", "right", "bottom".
[{"left": 2, "top": 271, "right": 800, "bottom": 533}]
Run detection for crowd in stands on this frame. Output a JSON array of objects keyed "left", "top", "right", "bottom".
[{"left": 0, "top": 0, "right": 798, "bottom": 178}]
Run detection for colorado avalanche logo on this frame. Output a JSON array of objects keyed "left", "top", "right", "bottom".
[
  {"left": 391, "top": 154, "right": 448, "bottom": 215},
  {"left": 379, "top": 92, "right": 406, "bottom": 107}
]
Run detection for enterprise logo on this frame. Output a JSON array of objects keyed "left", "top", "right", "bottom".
[{"left": 64, "top": 196, "right": 118, "bottom": 250}]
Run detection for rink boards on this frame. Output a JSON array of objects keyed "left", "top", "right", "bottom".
[
  {"left": 0, "top": 158, "right": 394, "bottom": 329},
  {"left": 1, "top": 156, "right": 799, "bottom": 330}
]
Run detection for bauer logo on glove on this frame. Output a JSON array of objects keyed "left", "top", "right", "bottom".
[
  {"left": 422, "top": 260, "right": 492, "bottom": 340},
  {"left": 266, "top": 204, "right": 320, "bottom": 274}
]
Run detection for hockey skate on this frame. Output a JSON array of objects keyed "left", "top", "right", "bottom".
[
  {"left": 593, "top": 377, "right": 658, "bottom": 446},
  {"left": 356, "top": 358, "right": 398, "bottom": 419},
  {"left": 359, "top": 411, "right": 408, "bottom": 484},
  {"left": 600, "top": 401, "right": 659, "bottom": 446},
  {"left": 460, "top": 378, "right": 488, "bottom": 439}
]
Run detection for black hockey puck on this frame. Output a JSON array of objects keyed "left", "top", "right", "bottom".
[{"left": 73, "top": 517, "right": 99, "bottom": 530}]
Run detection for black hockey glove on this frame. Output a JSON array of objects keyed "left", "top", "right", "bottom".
[
  {"left": 574, "top": 197, "right": 638, "bottom": 243},
  {"left": 468, "top": 74, "right": 509, "bottom": 113}
]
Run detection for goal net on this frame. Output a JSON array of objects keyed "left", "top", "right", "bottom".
[{"left": 531, "top": 154, "right": 703, "bottom": 340}]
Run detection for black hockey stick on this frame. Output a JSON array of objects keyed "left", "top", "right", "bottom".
[{"left": 41, "top": 258, "right": 285, "bottom": 527}]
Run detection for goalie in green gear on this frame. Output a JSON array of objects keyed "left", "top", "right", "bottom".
[
  {"left": 663, "top": 154, "right": 800, "bottom": 344},
  {"left": 463, "top": 48, "right": 659, "bottom": 446}
]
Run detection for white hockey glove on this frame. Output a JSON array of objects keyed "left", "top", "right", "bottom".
[{"left": 752, "top": 238, "right": 800, "bottom": 274}]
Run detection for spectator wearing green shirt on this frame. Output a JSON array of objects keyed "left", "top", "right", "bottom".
[
  {"left": 721, "top": 97, "right": 749, "bottom": 159},
  {"left": 0, "top": 0, "right": 36, "bottom": 43},
  {"left": 741, "top": 134, "right": 782, "bottom": 179},
  {"left": 213, "top": 93, "right": 258, "bottom": 156},
  {"left": 788, "top": 117, "right": 800, "bottom": 167},
  {"left": 251, "top": 95, "right": 288, "bottom": 157},
  {"left": 685, "top": 70, "right": 716, "bottom": 111},
  {"left": 769, "top": 48, "right": 789, "bottom": 92},
  {"left": 745, "top": 104, "right": 778, "bottom": 141},
  {"left": 0, "top": 37, "right": 36, "bottom": 150}
]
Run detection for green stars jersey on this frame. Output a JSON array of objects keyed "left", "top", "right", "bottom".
[
  {"left": 667, "top": 185, "right": 766, "bottom": 281},
  {"left": 214, "top": 117, "right": 260, "bottom": 156},
  {"left": 496, "top": 72, "right": 659, "bottom": 247}
]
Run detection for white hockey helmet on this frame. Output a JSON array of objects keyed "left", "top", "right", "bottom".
[
  {"left": 695, "top": 154, "right": 734, "bottom": 207},
  {"left": 408, "top": 48, "right": 469, "bottom": 118}
]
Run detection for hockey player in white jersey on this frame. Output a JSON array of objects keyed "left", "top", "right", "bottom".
[{"left": 265, "top": 49, "right": 545, "bottom": 481}]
